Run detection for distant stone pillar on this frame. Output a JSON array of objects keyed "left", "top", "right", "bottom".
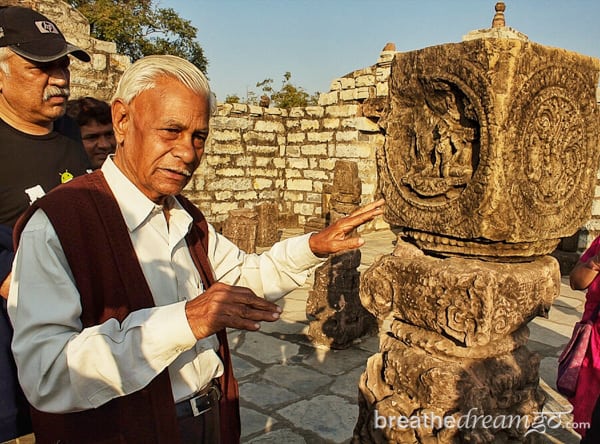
[
  {"left": 222, "top": 208, "right": 258, "bottom": 253},
  {"left": 255, "top": 202, "right": 280, "bottom": 247},
  {"left": 353, "top": 7, "right": 600, "bottom": 441},
  {"left": 306, "top": 161, "right": 378, "bottom": 349}
]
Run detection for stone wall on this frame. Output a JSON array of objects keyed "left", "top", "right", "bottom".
[
  {"left": 183, "top": 48, "right": 397, "bottom": 231},
  {"left": 0, "top": 0, "right": 130, "bottom": 100}
]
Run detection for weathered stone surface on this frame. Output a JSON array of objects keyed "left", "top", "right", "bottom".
[
  {"left": 361, "top": 239, "right": 560, "bottom": 347},
  {"left": 379, "top": 38, "right": 600, "bottom": 258},
  {"left": 222, "top": 208, "right": 258, "bottom": 253},
  {"left": 353, "top": 327, "right": 544, "bottom": 443},
  {"left": 306, "top": 161, "right": 377, "bottom": 349},
  {"left": 255, "top": 202, "right": 280, "bottom": 247},
  {"left": 306, "top": 250, "right": 377, "bottom": 349}
]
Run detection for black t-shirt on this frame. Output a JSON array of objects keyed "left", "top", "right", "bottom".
[{"left": 0, "top": 116, "right": 91, "bottom": 227}]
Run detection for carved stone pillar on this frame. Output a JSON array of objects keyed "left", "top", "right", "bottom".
[
  {"left": 306, "top": 160, "right": 378, "bottom": 349},
  {"left": 255, "top": 202, "right": 280, "bottom": 247},
  {"left": 222, "top": 208, "right": 258, "bottom": 253},
  {"left": 354, "top": 15, "right": 600, "bottom": 443}
]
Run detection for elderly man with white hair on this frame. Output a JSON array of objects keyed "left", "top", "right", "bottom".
[{"left": 8, "top": 53, "right": 385, "bottom": 443}]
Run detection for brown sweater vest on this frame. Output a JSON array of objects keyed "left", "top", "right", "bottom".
[{"left": 13, "top": 171, "right": 240, "bottom": 444}]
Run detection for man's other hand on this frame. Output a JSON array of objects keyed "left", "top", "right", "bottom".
[{"left": 185, "top": 282, "right": 282, "bottom": 339}]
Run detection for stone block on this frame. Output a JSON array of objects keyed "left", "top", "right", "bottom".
[
  {"left": 356, "top": 74, "right": 376, "bottom": 87},
  {"left": 287, "top": 179, "right": 313, "bottom": 192},
  {"left": 325, "top": 105, "right": 359, "bottom": 118},
  {"left": 379, "top": 39, "right": 600, "bottom": 258},
  {"left": 305, "top": 106, "right": 325, "bottom": 118},
  {"left": 287, "top": 158, "right": 309, "bottom": 169},
  {"left": 340, "top": 89, "right": 356, "bottom": 101},
  {"left": 216, "top": 168, "right": 244, "bottom": 177},
  {"left": 361, "top": 244, "right": 560, "bottom": 346},
  {"left": 307, "top": 132, "right": 333, "bottom": 142},
  {"left": 323, "top": 118, "right": 341, "bottom": 129},
  {"left": 300, "top": 144, "right": 328, "bottom": 157},
  {"left": 252, "top": 178, "right": 273, "bottom": 190},
  {"left": 300, "top": 120, "right": 320, "bottom": 131},
  {"left": 212, "top": 130, "right": 242, "bottom": 143},
  {"left": 335, "top": 131, "right": 359, "bottom": 142},
  {"left": 91, "top": 54, "right": 107, "bottom": 71},
  {"left": 247, "top": 105, "right": 263, "bottom": 116},
  {"left": 318, "top": 91, "right": 339, "bottom": 106},
  {"left": 254, "top": 121, "right": 285, "bottom": 133},
  {"left": 287, "top": 132, "right": 305, "bottom": 143},
  {"left": 340, "top": 78, "right": 355, "bottom": 89},
  {"left": 288, "top": 108, "right": 305, "bottom": 118},
  {"left": 335, "top": 143, "right": 373, "bottom": 158}
]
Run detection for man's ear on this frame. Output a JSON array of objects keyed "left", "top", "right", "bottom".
[{"left": 111, "top": 99, "right": 129, "bottom": 145}]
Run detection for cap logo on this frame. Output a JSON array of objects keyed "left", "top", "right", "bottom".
[
  {"left": 0, "top": 27, "right": 4, "bottom": 39},
  {"left": 34, "top": 21, "right": 59, "bottom": 35}
]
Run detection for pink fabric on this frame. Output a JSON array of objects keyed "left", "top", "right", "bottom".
[{"left": 570, "top": 235, "right": 600, "bottom": 436}]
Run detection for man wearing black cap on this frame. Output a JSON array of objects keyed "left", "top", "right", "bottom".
[{"left": 0, "top": 6, "right": 91, "bottom": 441}]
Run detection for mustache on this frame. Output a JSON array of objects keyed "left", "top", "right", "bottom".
[{"left": 43, "top": 86, "right": 70, "bottom": 101}]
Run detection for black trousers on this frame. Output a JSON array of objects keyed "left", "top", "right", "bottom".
[{"left": 176, "top": 384, "right": 221, "bottom": 444}]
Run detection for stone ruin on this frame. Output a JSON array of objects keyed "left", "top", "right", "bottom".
[
  {"left": 306, "top": 160, "right": 378, "bottom": 349},
  {"left": 354, "top": 3, "right": 600, "bottom": 443}
]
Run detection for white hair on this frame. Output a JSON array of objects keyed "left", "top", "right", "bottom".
[{"left": 111, "top": 55, "right": 215, "bottom": 113}]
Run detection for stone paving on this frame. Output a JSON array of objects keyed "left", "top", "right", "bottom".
[{"left": 235, "top": 229, "right": 584, "bottom": 444}]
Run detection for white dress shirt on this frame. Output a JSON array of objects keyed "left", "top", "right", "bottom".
[{"left": 8, "top": 156, "right": 323, "bottom": 413}]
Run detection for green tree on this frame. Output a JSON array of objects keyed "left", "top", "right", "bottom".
[
  {"left": 240, "top": 72, "right": 318, "bottom": 109},
  {"left": 224, "top": 94, "right": 240, "bottom": 104},
  {"left": 68, "top": 0, "right": 208, "bottom": 72}
]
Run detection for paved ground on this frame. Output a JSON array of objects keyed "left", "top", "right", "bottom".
[
  {"left": 235, "top": 229, "right": 583, "bottom": 444},
  {"left": 4, "top": 229, "right": 585, "bottom": 444}
]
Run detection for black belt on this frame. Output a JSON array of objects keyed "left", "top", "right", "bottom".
[{"left": 175, "top": 381, "right": 221, "bottom": 418}]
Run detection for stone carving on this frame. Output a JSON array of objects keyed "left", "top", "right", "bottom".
[
  {"left": 378, "top": 38, "right": 600, "bottom": 259},
  {"left": 222, "top": 208, "right": 258, "bottom": 253},
  {"left": 306, "top": 161, "right": 377, "bottom": 349},
  {"left": 360, "top": 240, "right": 558, "bottom": 347},
  {"left": 354, "top": 4, "right": 600, "bottom": 442},
  {"left": 255, "top": 202, "right": 280, "bottom": 247}
]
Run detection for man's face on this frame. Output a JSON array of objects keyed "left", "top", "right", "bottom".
[
  {"left": 0, "top": 51, "right": 70, "bottom": 131},
  {"left": 112, "top": 76, "right": 210, "bottom": 204},
  {"left": 80, "top": 119, "right": 116, "bottom": 170}
]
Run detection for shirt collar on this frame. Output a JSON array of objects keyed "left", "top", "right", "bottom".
[{"left": 101, "top": 155, "right": 192, "bottom": 233}]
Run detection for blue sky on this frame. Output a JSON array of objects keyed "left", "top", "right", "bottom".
[{"left": 159, "top": 0, "right": 600, "bottom": 102}]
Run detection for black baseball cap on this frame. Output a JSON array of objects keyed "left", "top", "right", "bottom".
[{"left": 0, "top": 6, "right": 90, "bottom": 63}]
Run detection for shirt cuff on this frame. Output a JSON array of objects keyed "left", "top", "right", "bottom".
[
  {"left": 144, "top": 301, "right": 198, "bottom": 356},
  {"left": 286, "top": 232, "right": 328, "bottom": 272}
]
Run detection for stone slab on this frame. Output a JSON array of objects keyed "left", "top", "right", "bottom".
[
  {"left": 246, "top": 429, "right": 306, "bottom": 443},
  {"left": 236, "top": 331, "right": 300, "bottom": 364},
  {"left": 265, "top": 364, "right": 332, "bottom": 396},
  {"left": 278, "top": 395, "right": 358, "bottom": 444},
  {"left": 240, "top": 381, "right": 301, "bottom": 408},
  {"left": 240, "top": 406, "right": 277, "bottom": 438}
]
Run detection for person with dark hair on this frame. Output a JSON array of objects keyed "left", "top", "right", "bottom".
[
  {"left": 67, "top": 97, "right": 116, "bottom": 169},
  {"left": 0, "top": 5, "right": 91, "bottom": 441},
  {"left": 8, "top": 54, "right": 385, "bottom": 444}
]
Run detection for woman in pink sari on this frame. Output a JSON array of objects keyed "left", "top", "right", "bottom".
[{"left": 569, "top": 235, "right": 600, "bottom": 442}]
